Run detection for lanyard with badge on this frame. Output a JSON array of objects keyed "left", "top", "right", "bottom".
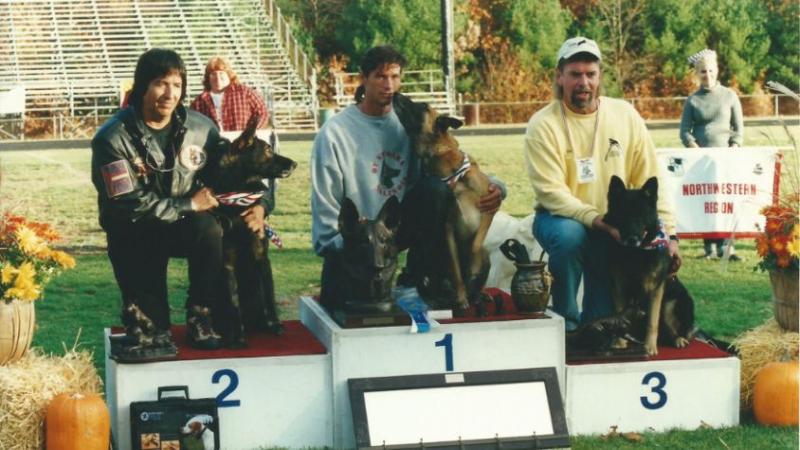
[{"left": 560, "top": 99, "right": 600, "bottom": 184}]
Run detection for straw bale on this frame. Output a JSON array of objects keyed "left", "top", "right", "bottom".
[
  {"left": 732, "top": 318, "right": 799, "bottom": 409},
  {"left": 0, "top": 349, "right": 102, "bottom": 450}
]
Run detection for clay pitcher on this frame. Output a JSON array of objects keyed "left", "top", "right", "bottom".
[
  {"left": 510, "top": 259, "right": 552, "bottom": 314},
  {"left": 500, "top": 239, "right": 552, "bottom": 314}
]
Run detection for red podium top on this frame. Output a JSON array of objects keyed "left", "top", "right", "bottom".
[{"left": 112, "top": 320, "right": 327, "bottom": 362}]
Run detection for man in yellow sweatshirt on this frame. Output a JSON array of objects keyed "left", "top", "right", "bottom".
[{"left": 524, "top": 37, "right": 681, "bottom": 332}]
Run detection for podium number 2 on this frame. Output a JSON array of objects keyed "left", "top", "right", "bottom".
[
  {"left": 435, "top": 333, "right": 454, "bottom": 371},
  {"left": 640, "top": 371, "right": 667, "bottom": 410},
  {"left": 212, "top": 369, "right": 241, "bottom": 408}
]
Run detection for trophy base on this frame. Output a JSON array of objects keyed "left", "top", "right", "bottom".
[
  {"left": 331, "top": 307, "right": 415, "bottom": 328},
  {"left": 566, "top": 342, "right": 648, "bottom": 363}
]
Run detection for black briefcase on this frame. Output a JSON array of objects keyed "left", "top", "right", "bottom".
[{"left": 129, "top": 385, "right": 220, "bottom": 450}]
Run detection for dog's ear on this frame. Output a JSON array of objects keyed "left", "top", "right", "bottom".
[
  {"left": 393, "top": 93, "right": 425, "bottom": 137},
  {"left": 377, "top": 195, "right": 401, "bottom": 233},
  {"left": 434, "top": 115, "right": 463, "bottom": 134},
  {"left": 608, "top": 175, "right": 626, "bottom": 197},
  {"left": 230, "top": 115, "right": 260, "bottom": 152},
  {"left": 642, "top": 176, "right": 658, "bottom": 199},
  {"left": 338, "top": 197, "right": 359, "bottom": 236}
]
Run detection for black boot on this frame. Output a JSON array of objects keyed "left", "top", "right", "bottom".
[
  {"left": 186, "top": 305, "right": 222, "bottom": 350},
  {"left": 109, "top": 304, "right": 178, "bottom": 363}
]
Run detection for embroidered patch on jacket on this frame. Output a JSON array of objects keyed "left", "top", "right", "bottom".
[
  {"left": 604, "top": 138, "right": 623, "bottom": 160},
  {"left": 178, "top": 144, "right": 207, "bottom": 170},
  {"left": 100, "top": 160, "right": 135, "bottom": 198}
]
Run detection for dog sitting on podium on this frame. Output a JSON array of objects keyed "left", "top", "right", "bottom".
[
  {"left": 392, "top": 93, "right": 496, "bottom": 313},
  {"left": 204, "top": 116, "right": 297, "bottom": 347},
  {"left": 568, "top": 176, "right": 695, "bottom": 356}
]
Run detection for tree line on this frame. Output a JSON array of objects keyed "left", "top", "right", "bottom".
[{"left": 277, "top": 0, "right": 798, "bottom": 110}]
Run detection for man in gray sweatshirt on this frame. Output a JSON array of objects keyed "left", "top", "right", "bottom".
[
  {"left": 310, "top": 45, "right": 503, "bottom": 310},
  {"left": 679, "top": 49, "right": 744, "bottom": 260}
]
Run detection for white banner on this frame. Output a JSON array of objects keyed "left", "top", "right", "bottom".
[{"left": 656, "top": 147, "right": 779, "bottom": 238}]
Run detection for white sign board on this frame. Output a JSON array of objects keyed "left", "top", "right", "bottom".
[
  {"left": 364, "top": 382, "right": 553, "bottom": 445},
  {"left": 656, "top": 147, "right": 779, "bottom": 238},
  {"left": 0, "top": 86, "right": 25, "bottom": 115}
]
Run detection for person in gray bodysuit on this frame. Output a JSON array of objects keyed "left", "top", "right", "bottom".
[{"left": 679, "top": 49, "right": 744, "bottom": 261}]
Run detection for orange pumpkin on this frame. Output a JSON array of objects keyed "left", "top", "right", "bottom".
[
  {"left": 46, "top": 392, "right": 110, "bottom": 450},
  {"left": 753, "top": 361, "right": 799, "bottom": 426}
]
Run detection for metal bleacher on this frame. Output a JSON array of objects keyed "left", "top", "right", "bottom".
[
  {"left": 0, "top": 0, "right": 318, "bottom": 138},
  {"left": 334, "top": 69, "right": 456, "bottom": 115}
]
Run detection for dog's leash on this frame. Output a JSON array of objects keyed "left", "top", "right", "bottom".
[
  {"left": 441, "top": 153, "right": 471, "bottom": 188},
  {"left": 215, "top": 191, "right": 284, "bottom": 249}
]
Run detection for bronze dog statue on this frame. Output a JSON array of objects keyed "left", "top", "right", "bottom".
[{"left": 328, "top": 196, "right": 401, "bottom": 314}]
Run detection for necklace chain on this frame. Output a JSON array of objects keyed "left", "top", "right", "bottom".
[{"left": 560, "top": 99, "right": 600, "bottom": 157}]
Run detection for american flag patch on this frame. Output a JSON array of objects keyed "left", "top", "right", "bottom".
[
  {"left": 266, "top": 225, "right": 283, "bottom": 249},
  {"left": 100, "top": 160, "right": 135, "bottom": 198},
  {"left": 215, "top": 191, "right": 264, "bottom": 207}
]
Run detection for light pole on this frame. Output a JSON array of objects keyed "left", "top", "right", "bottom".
[{"left": 441, "top": 0, "right": 455, "bottom": 113}]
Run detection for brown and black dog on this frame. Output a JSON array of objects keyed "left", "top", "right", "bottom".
[
  {"left": 393, "top": 94, "right": 495, "bottom": 312},
  {"left": 604, "top": 175, "right": 694, "bottom": 356},
  {"left": 204, "top": 117, "right": 297, "bottom": 347}
]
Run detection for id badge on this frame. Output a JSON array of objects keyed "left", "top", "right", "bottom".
[{"left": 576, "top": 157, "right": 597, "bottom": 184}]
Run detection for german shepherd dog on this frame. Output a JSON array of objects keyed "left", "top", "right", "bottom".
[
  {"left": 605, "top": 175, "right": 695, "bottom": 356},
  {"left": 330, "top": 196, "right": 401, "bottom": 313},
  {"left": 393, "top": 94, "right": 495, "bottom": 312},
  {"left": 204, "top": 117, "right": 297, "bottom": 347}
]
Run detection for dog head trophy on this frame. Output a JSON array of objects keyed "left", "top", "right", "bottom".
[{"left": 338, "top": 196, "right": 401, "bottom": 310}]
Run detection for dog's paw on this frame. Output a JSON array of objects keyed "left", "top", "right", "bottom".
[
  {"left": 674, "top": 336, "right": 690, "bottom": 348},
  {"left": 611, "top": 337, "right": 628, "bottom": 349},
  {"left": 452, "top": 304, "right": 469, "bottom": 318},
  {"left": 645, "top": 340, "right": 659, "bottom": 356},
  {"left": 475, "top": 301, "right": 488, "bottom": 317},
  {"left": 267, "top": 321, "right": 285, "bottom": 336}
]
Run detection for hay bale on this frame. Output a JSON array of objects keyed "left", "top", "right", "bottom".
[
  {"left": 0, "top": 349, "right": 102, "bottom": 450},
  {"left": 732, "top": 318, "right": 800, "bottom": 409}
]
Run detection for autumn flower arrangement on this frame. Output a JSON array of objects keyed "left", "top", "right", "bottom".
[
  {"left": 755, "top": 194, "right": 800, "bottom": 272},
  {"left": 0, "top": 213, "right": 75, "bottom": 302}
]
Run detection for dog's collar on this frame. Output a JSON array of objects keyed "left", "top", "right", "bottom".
[
  {"left": 215, "top": 191, "right": 265, "bottom": 207},
  {"left": 640, "top": 219, "right": 670, "bottom": 252},
  {"left": 214, "top": 191, "right": 284, "bottom": 248},
  {"left": 441, "top": 153, "right": 471, "bottom": 188}
]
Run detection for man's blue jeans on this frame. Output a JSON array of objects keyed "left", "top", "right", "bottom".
[{"left": 532, "top": 210, "right": 613, "bottom": 331}]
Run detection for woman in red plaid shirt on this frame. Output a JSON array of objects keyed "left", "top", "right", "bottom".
[{"left": 190, "top": 56, "right": 268, "bottom": 131}]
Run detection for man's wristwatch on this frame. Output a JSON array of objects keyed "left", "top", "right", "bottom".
[{"left": 669, "top": 234, "right": 679, "bottom": 242}]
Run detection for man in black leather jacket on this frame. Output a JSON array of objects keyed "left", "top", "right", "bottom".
[{"left": 91, "top": 49, "right": 233, "bottom": 361}]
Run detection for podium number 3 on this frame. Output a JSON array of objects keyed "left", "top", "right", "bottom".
[
  {"left": 640, "top": 371, "right": 667, "bottom": 410},
  {"left": 212, "top": 369, "right": 241, "bottom": 408},
  {"left": 435, "top": 333, "right": 454, "bottom": 371}
]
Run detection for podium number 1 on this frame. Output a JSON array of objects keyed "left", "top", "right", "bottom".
[
  {"left": 435, "top": 333, "right": 454, "bottom": 371},
  {"left": 212, "top": 369, "right": 241, "bottom": 408},
  {"left": 640, "top": 371, "right": 667, "bottom": 410}
]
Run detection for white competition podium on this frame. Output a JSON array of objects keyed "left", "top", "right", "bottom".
[
  {"left": 299, "top": 292, "right": 566, "bottom": 449},
  {"left": 103, "top": 290, "right": 740, "bottom": 448},
  {"left": 565, "top": 341, "right": 740, "bottom": 435},
  {"left": 104, "top": 321, "right": 333, "bottom": 450}
]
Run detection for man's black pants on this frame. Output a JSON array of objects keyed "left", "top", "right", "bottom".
[{"left": 106, "top": 212, "right": 223, "bottom": 331}]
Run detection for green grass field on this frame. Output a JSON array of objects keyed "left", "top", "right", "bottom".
[{"left": 1, "top": 123, "right": 798, "bottom": 449}]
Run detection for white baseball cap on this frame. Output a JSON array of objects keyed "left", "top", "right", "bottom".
[{"left": 557, "top": 37, "right": 602, "bottom": 63}]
